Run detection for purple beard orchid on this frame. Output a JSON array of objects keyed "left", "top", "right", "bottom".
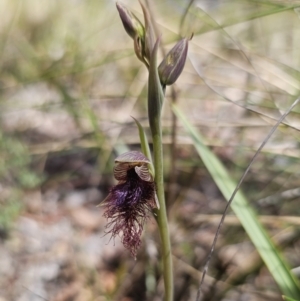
[{"left": 102, "top": 151, "right": 158, "bottom": 258}]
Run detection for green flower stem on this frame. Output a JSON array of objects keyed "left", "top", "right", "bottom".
[
  {"left": 152, "top": 122, "right": 173, "bottom": 301},
  {"left": 148, "top": 37, "right": 173, "bottom": 301}
]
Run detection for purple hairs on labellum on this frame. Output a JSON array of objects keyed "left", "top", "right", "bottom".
[{"left": 102, "top": 151, "right": 158, "bottom": 258}]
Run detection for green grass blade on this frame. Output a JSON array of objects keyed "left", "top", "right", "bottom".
[
  {"left": 172, "top": 104, "right": 300, "bottom": 299},
  {"left": 283, "top": 296, "right": 299, "bottom": 301}
]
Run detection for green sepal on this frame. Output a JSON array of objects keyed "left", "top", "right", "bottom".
[
  {"left": 132, "top": 116, "right": 155, "bottom": 178},
  {"left": 139, "top": 0, "right": 155, "bottom": 64},
  {"left": 148, "top": 37, "right": 164, "bottom": 136}
]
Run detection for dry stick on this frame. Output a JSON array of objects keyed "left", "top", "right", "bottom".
[
  {"left": 179, "top": 1, "right": 290, "bottom": 126},
  {"left": 180, "top": 3, "right": 295, "bottom": 38},
  {"left": 196, "top": 96, "right": 300, "bottom": 301},
  {"left": 179, "top": 0, "right": 195, "bottom": 37},
  {"left": 194, "top": 6, "right": 276, "bottom": 104},
  {"left": 191, "top": 54, "right": 300, "bottom": 130},
  {"left": 258, "top": 187, "right": 300, "bottom": 206},
  {"left": 187, "top": 16, "right": 298, "bottom": 127}
]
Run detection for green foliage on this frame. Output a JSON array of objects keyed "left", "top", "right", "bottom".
[
  {"left": 0, "top": 190, "right": 22, "bottom": 230},
  {"left": 0, "top": 132, "right": 43, "bottom": 189},
  {"left": 282, "top": 296, "right": 299, "bottom": 301},
  {"left": 0, "top": 131, "right": 43, "bottom": 229},
  {"left": 173, "top": 104, "right": 300, "bottom": 300}
]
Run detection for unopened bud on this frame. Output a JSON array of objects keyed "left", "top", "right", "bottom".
[
  {"left": 116, "top": 2, "right": 145, "bottom": 40},
  {"left": 158, "top": 38, "right": 188, "bottom": 86}
]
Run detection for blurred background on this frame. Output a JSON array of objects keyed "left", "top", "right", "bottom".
[{"left": 0, "top": 0, "right": 300, "bottom": 300}]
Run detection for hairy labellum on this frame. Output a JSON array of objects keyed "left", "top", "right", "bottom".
[{"left": 102, "top": 151, "right": 157, "bottom": 258}]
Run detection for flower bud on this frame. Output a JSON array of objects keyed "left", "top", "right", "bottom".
[
  {"left": 116, "top": 2, "right": 145, "bottom": 41},
  {"left": 158, "top": 38, "right": 189, "bottom": 86}
]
